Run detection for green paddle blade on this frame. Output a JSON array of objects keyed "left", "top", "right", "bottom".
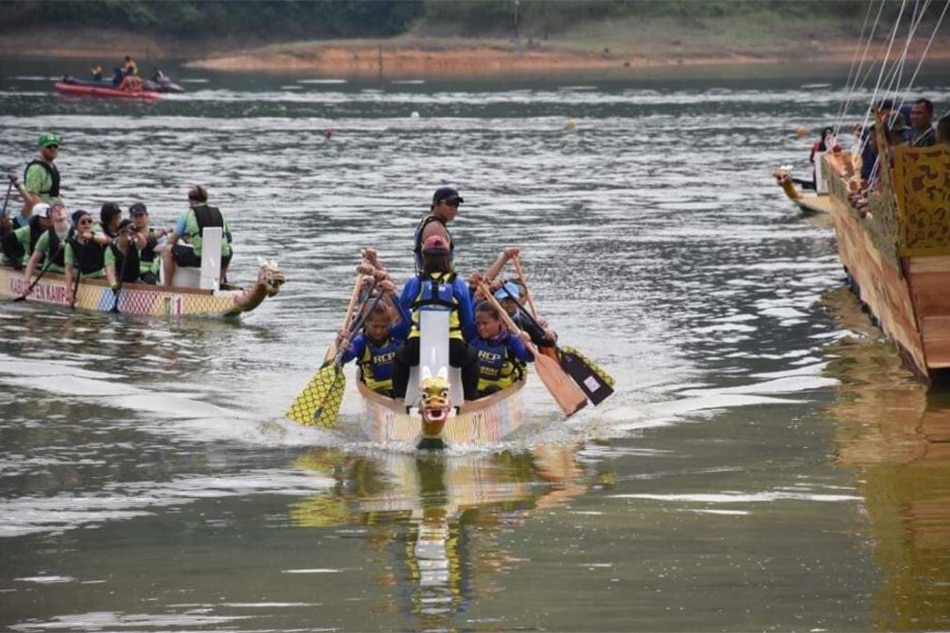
[{"left": 285, "top": 364, "right": 346, "bottom": 427}]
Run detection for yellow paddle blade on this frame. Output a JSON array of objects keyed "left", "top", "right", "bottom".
[{"left": 285, "top": 365, "right": 346, "bottom": 427}]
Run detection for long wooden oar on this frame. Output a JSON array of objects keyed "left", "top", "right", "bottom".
[
  {"left": 110, "top": 240, "right": 133, "bottom": 313},
  {"left": 285, "top": 274, "right": 377, "bottom": 427},
  {"left": 511, "top": 254, "right": 538, "bottom": 318},
  {"left": 498, "top": 286, "right": 614, "bottom": 406},
  {"left": 477, "top": 280, "right": 586, "bottom": 417},
  {"left": 322, "top": 273, "right": 367, "bottom": 365},
  {"left": 13, "top": 244, "right": 65, "bottom": 302}
]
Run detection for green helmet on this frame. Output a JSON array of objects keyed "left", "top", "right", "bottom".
[{"left": 38, "top": 132, "right": 61, "bottom": 148}]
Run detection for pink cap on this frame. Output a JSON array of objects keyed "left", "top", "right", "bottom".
[{"left": 423, "top": 235, "right": 449, "bottom": 253}]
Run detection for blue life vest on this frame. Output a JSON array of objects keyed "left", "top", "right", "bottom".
[
  {"left": 409, "top": 273, "right": 461, "bottom": 339},
  {"left": 359, "top": 336, "right": 402, "bottom": 394}
]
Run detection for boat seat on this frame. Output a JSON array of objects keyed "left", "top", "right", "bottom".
[{"left": 158, "top": 227, "right": 222, "bottom": 290}]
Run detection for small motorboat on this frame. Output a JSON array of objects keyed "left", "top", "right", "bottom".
[{"left": 55, "top": 75, "right": 161, "bottom": 100}]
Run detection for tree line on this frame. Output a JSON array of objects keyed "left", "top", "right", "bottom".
[{"left": 0, "top": 0, "right": 926, "bottom": 40}]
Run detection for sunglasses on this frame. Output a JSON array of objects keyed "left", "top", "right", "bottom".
[
  {"left": 78, "top": 219, "right": 93, "bottom": 225},
  {"left": 440, "top": 200, "right": 461, "bottom": 207},
  {"left": 45, "top": 145, "right": 59, "bottom": 150}
]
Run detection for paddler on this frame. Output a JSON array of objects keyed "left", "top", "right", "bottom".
[
  {"left": 8, "top": 133, "right": 63, "bottom": 215},
  {"left": 393, "top": 234, "right": 480, "bottom": 403},
  {"left": 413, "top": 187, "right": 463, "bottom": 273}
]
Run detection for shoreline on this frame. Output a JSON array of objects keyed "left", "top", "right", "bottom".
[{"left": 6, "top": 28, "right": 950, "bottom": 78}]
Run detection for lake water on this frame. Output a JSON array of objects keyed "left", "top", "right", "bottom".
[{"left": 1, "top": 58, "right": 950, "bottom": 632}]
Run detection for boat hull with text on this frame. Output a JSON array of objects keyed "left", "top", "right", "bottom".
[{"left": 1, "top": 264, "right": 282, "bottom": 318}]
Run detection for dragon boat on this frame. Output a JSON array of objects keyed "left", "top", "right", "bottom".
[
  {"left": 1, "top": 260, "right": 282, "bottom": 317},
  {"left": 815, "top": 137, "right": 950, "bottom": 383},
  {"left": 771, "top": 4, "right": 950, "bottom": 384},
  {"left": 773, "top": 167, "right": 837, "bottom": 215},
  {"left": 286, "top": 250, "right": 609, "bottom": 448},
  {"left": 1, "top": 259, "right": 283, "bottom": 318},
  {"left": 4, "top": 228, "right": 283, "bottom": 318}
]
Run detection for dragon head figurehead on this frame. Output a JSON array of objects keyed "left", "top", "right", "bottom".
[{"left": 418, "top": 367, "right": 452, "bottom": 440}]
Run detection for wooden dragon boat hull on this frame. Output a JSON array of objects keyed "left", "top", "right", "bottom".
[
  {"left": 0, "top": 266, "right": 279, "bottom": 318},
  {"left": 819, "top": 143, "right": 950, "bottom": 382},
  {"left": 356, "top": 379, "right": 526, "bottom": 448},
  {"left": 772, "top": 168, "right": 837, "bottom": 215}
]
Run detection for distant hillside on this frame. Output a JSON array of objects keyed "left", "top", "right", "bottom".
[
  {"left": 2, "top": 0, "right": 946, "bottom": 66},
  {"left": 0, "top": 0, "right": 918, "bottom": 41}
]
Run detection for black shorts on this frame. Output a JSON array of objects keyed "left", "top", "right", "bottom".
[{"left": 172, "top": 244, "right": 232, "bottom": 268}]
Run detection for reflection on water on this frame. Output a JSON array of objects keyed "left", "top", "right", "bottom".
[
  {"left": 822, "top": 287, "right": 950, "bottom": 631},
  {"left": 290, "top": 445, "right": 601, "bottom": 630}
]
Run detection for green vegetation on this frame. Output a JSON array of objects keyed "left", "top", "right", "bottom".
[
  {"left": 0, "top": 0, "right": 924, "bottom": 41},
  {"left": 0, "top": 0, "right": 424, "bottom": 37}
]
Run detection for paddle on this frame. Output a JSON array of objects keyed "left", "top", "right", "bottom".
[
  {"left": 109, "top": 237, "right": 133, "bottom": 313},
  {"left": 511, "top": 254, "right": 538, "bottom": 318},
  {"left": 1, "top": 177, "right": 12, "bottom": 220},
  {"left": 476, "top": 280, "right": 587, "bottom": 417},
  {"left": 498, "top": 286, "right": 615, "bottom": 406},
  {"left": 506, "top": 256, "right": 614, "bottom": 405},
  {"left": 13, "top": 244, "right": 64, "bottom": 302},
  {"left": 285, "top": 273, "right": 379, "bottom": 427},
  {"left": 67, "top": 260, "right": 83, "bottom": 310},
  {"left": 324, "top": 272, "right": 370, "bottom": 364}
]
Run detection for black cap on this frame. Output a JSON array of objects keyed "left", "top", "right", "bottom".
[
  {"left": 129, "top": 202, "right": 147, "bottom": 215},
  {"left": 432, "top": 187, "right": 463, "bottom": 205},
  {"left": 100, "top": 202, "right": 122, "bottom": 224}
]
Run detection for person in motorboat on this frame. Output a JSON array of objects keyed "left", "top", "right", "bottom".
[
  {"left": 338, "top": 284, "right": 412, "bottom": 397},
  {"left": 23, "top": 203, "right": 71, "bottom": 278},
  {"left": 470, "top": 300, "right": 532, "bottom": 398},
  {"left": 413, "top": 187, "right": 462, "bottom": 273},
  {"left": 1, "top": 202, "right": 52, "bottom": 270},
  {"left": 392, "top": 234, "right": 480, "bottom": 403},
  {"left": 906, "top": 98, "right": 936, "bottom": 147},
  {"left": 112, "top": 67, "right": 124, "bottom": 87},
  {"left": 162, "top": 185, "right": 233, "bottom": 287},
  {"left": 90, "top": 64, "right": 102, "bottom": 81},
  {"left": 123, "top": 55, "right": 138, "bottom": 76}
]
